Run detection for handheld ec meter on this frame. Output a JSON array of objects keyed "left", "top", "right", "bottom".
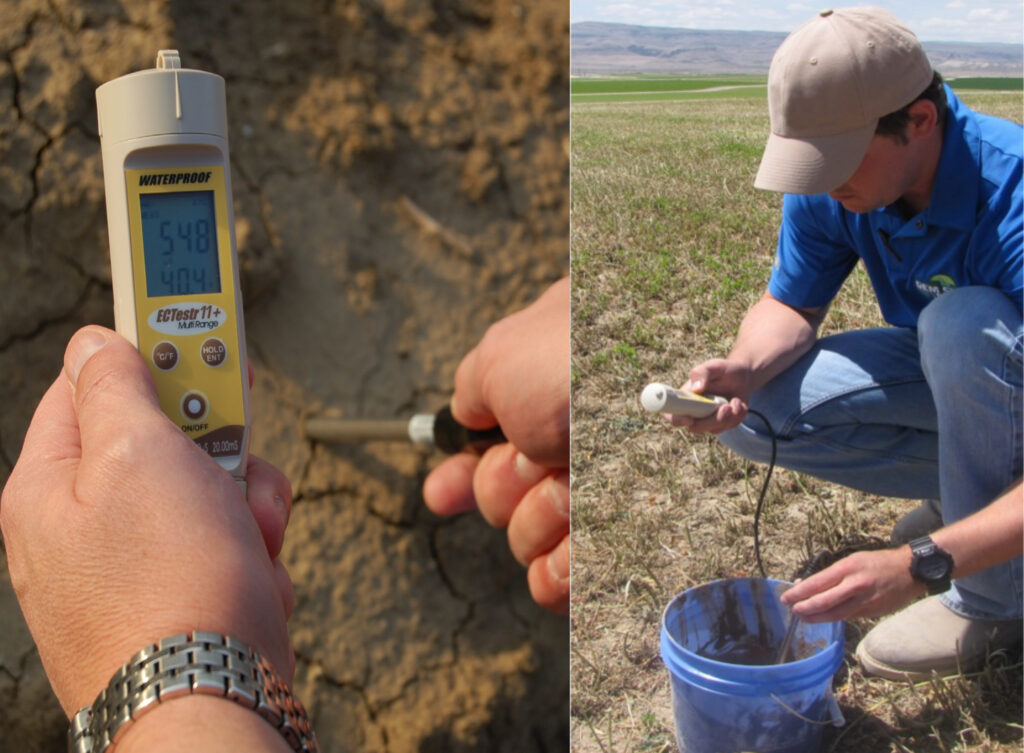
[
  {"left": 97, "top": 50, "right": 249, "bottom": 480},
  {"left": 640, "top": 383, "right": 728, "bottom": 419}
]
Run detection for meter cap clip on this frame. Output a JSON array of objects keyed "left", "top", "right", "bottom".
[{"left": 156, "top": 49, "right": 181, "bottom": 70}]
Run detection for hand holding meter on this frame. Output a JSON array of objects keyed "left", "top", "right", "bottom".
[
  {"left": 97, "top": 50, "right": 249, "bottom": 480},
  {"left": 640, "top": 382, "right": 728, "bottom": 419}
]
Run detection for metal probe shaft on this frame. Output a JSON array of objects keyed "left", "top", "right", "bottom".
[
  {"left": 775, "top": 611, "right": 800, "bottom": 664},
  {"left": 304, "top": 417, "right": 413, "bottom": 443},
  {"left": 775, "top": 558, "right": 820, "bottom": 664}
]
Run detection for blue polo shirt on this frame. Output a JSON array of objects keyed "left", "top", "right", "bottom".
[{"left": 768, "top": 86, "right": 1023, "bottom": 328}]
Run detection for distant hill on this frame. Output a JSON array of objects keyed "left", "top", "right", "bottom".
[{"left": 571, "top": 22, "right": 1024, "bottom": 77}]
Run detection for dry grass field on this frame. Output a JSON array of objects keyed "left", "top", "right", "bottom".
[{"left": 569, "top": 90, "right": 1024, "bottom": 753}]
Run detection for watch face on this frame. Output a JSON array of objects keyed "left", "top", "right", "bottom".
[{"left": 920, "top": 558, "right": 950, "bottom": 579}]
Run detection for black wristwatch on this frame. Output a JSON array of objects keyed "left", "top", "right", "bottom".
[{"left": 908, "top": 535, "right": 955, "bottom": 595}]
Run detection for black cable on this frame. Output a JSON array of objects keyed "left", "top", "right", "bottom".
[
  {"left": 745, "top": 408, "right": 778, "bottom": 579},
  {"left": 743, "top": 411, "right": 888, "bottom": 582}
]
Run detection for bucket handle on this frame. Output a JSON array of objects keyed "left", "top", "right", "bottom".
[{"left": 769, "top": 690, "right": 846, "bottom": 728}]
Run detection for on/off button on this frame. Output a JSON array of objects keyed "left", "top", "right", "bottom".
[{"left": 181, "top": 391, "right": 209, "bottom": 422}]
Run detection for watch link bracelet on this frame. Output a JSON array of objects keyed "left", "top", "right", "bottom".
[
  {"left": 909, "top": 535, "right": 955, "bottom": 595},
  {"left": 68, "top": 631, "right": 318, "bottom": 753}
]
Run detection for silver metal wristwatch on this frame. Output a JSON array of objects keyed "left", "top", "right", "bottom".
[{"left": 68, "top": 631, "right": 317, "bottom": 753}]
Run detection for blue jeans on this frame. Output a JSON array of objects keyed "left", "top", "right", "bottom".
[{"left": 719, "top": 287, "right": 1023, "bottom": 620}]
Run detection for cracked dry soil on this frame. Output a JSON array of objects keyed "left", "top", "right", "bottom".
[{"left": 0, "top": 1, "right": 569, "bottom": 751}]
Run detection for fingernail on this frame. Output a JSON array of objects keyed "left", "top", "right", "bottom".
[
  {"left": 514, "top": 451, "right": 546, "bottom": 483},
  {"left": 548, "top": 538, "right": 569, "bottom": 582},
  {"left": 546, "top": 477, "right": 569, "bottom": 518},
  {"left": 65, "top": 329, "right": 109, "bottom": 386},
  {"left": 692, "top": 379, "right": 704, "bottom": 390},
  {"left": 274, "top": 494, "right": 290, "bottom": 526}
]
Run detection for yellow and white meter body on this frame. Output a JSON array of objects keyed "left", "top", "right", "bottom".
[{"left": 96, "top": 50, "right": 249, "bottom": 480}]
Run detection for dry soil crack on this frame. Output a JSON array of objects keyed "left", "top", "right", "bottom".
[
  {"left": 235, "top": 163, "right": 284, "bottom": 253},
  {"left": 0, "top": 643, "right": 41, "bottom": 699},
  {"left": 2, "top": 11, "right": 38, "bottom": 72},
  {"left": 0, "top": 434, "right": 13, "bottom": 475},
  {"left": 292, "top": 483, "right": 361, "bottom": 506},
  {"left": 425, "top": 522, "right": 485, "bottom": 648},
  {"left": 294, "top": 650, "right": 393, "bottom": 753},
  {"left": 0, "top": 277, "right": 98, "bottom": 352}
]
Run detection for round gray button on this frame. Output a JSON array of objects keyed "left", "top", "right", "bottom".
[{"left": 181, "top": 391, "right": 209, "bottom": 422}]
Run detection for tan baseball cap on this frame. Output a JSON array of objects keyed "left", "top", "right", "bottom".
[{"left": 754, "top": 6, "right": 934, "bottom": 195}]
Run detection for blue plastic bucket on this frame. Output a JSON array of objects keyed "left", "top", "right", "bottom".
[{"left": 660, "top": 578, "right": 844, "bottom": 753}]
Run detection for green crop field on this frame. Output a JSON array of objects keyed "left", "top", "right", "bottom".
[
  {"left": 949, "top": 77, "right": 1024, "bottom": 91},
  {"left": 570, "top": 91, "right": 1023, "bottom": 753},
  {"left": 571, "top": 75, "right": 766, "bottom": 94},
  {"left": 571, "top": 75, "right": 766, "bottom": 103},
  {"left": 570, "top": 74, "right": 1023, "bottom": 104}
]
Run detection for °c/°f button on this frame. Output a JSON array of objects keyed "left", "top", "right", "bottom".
[
  {"left": 152, "top": 341, "right": 179, "bottom": 371},
  {"left": 180, "top": 390, "right": 209, "bottom": 422}
]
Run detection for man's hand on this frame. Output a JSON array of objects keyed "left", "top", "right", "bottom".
[
  {"left": 781, "top": 483, "right": 1024, "bottom": 623},
  {"left": 423, "top": 278, "right": 569, "bottom": 614},
  {"left": 667, "top": 291, "right": 826, "bottom": 434},
  {"left": 0, "top": 326, "right": 295, "bottom": 716},
  {"left": 663, "top": 359, "right": 752, "bottom": 434},
  {"left": 449, "top": 277, "right": 570, "bottom": 465},
  {"left": 780, "top": 548, "right": 924, "bottom": 623}
]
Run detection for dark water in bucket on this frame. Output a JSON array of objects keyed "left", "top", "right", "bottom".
[
  {"left": 687, "top": 578, "right": 823, "bottom": 665},
  {"left": 660, "top": 578, "right": 844, "bottom": 753}
]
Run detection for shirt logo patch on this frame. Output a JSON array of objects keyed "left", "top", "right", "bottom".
[{"left": 915, "top": 274, "right": 957, "bottom": 299}]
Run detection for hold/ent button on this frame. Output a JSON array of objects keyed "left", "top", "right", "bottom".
[
  {"left": 181, "top": 391, "right": 209, "bottom": 422},
  {"left": 200, "top": 337, "right": 227, "bottom": 367},
  {"left": 152, "top": 341, "right": 179, "bottom": 371}
]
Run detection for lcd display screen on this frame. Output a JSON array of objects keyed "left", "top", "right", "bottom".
[{"left": 140, "top": 190, "right": 221, "bottom": 297}]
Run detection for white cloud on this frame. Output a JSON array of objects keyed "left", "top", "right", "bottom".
[
  {"left": 599, "top": 3, "right": 645, "bottom": 15},
  {"left": 920, "top": 16, "right": 969, "bottom": 30},
  {"left": 966, "top": 8, "right": 1013, "bottom": 22}
]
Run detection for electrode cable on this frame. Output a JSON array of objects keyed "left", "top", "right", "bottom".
[{"left": 744, "top": 408, "right": 778, "bottom": 580}]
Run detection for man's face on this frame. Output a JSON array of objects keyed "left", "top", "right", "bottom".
[{"left": 827, "top": 133, "right": 915, "bottom": 213}]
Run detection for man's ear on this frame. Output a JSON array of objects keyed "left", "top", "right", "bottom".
[{"left": 906, "top": 99, "right": 939, "bottom": 141}]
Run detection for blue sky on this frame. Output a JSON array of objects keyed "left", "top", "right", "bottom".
[{"left": 570, "top": 1, "right": 1024, "bottom": 44}]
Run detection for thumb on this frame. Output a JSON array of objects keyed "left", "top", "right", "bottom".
[
  {"left": 1, "top": 327, "right": 167, "bottom": 548},
  {"left": 450, "top": 345, "right": 498, "bottom": 430},
  {"left": 685, "top": 359, "right": 731, "bottom": 393},
  {"left": 684, "top": 363, "right": 711, "bottom": 393},
  {"left": 64, "top": 326, "right": 168, "bottom": 459}
]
